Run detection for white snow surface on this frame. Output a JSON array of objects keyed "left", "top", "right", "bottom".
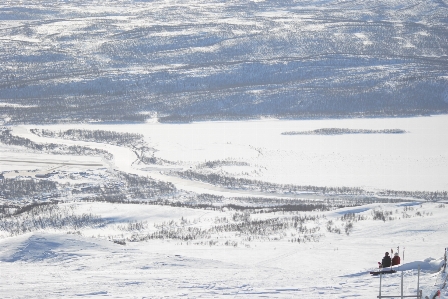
[
  {"left": 0, "top": 116, "right": 448, "bottom": 298},
  {"left": 14, "top": 114, "right": 448, "bottom": 192},
  {"left": 0, "top": 201, "right": 447, "bottom": 298}
]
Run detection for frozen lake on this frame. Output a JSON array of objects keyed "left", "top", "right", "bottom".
[{"left": 23, "top": 114, "right": 448, "bottom": 193}]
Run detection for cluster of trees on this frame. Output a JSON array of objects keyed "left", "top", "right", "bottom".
[
  {"left": 282, "top": 128, "right": 407, "bottom": 135},
  {"left": 71, "top": 171, "right": 177, "bottom": 203},
  {"left": 326, "top": 220, "right": 342, "bottom": 234},
  {"left": 1, "top": 128, "right": 58, "bottom": 151},
  {"left": 36, "top": 128, "right": 173, "bottom": 167},
  {"left": 339, "top": 212, "right": 367, "bottom": 222},
  {"left": 79, "top": 186, "right": 394, "bottom": 214},
  {"left": 30, "top": 129, "right": 143, "bottom": 146},
  {"left": 175, "top": 169, "right": 448, "bottom": 201},
  {"left": 0, "top": 169, "right": 177, "bottom": 204},
  {"left": 371, "top": 206, "right": 431, "bottom": 222},
  {"left": 372, "top": 209, "right": 395, "bottom": 221},
  {"left": 325, "top": 212, "right": 368, "bottom": 236},
  {"left": 197, "top": 160, "right": 250, "bottom": 169},
  {"left": 377, "top": 190, "right": 448, "bottom": 201},
  {"left": 29, "top": 128, "right": 171, "bottom": 166},
  {"left": 175, "top": 169, "right": 367, "bottom": 196},
  {"left": 113, "top": 172, "right": 176, "bottom": 199},
  {"left": 134, "top": 213, "right": 323, "bottom": 245},
  {"left": 0, "top": 128, "right": 113, "bottom": 159},
  {"left": 0, "top": 202, "right": 106, "bottom": 236},
  {"left": 0, "top": 178, "right": 63, "bottom": 201}
]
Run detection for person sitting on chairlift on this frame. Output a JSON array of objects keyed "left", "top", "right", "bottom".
[
  {"left": 380, "top": 252, "right": 392, "bottom": 268},
  {"left": 391, "top": 252, "right": 400, "bottom": 266}
]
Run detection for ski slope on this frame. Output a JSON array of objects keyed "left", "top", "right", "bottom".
[
  {"left": 0, "top": 201, "right": 447, "bottom": 298},
  {"left": 1, "top": 0, "right": 447, "bottom": 297}
]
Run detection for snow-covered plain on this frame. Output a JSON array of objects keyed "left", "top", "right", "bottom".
[{"left": 15, "top": 114, "right": 448, "bottom": 192}]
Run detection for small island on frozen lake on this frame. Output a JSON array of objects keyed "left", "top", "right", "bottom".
[{"left": 281, "top": 128, "right": 407, "bottom": 135}]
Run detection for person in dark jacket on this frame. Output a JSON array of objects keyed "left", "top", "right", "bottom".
[
  {"left": 381, "top": 252, "right": 392, "bottom": 268},
  {"left": 392, "top": 252, "right": 401, "bottom": 266}
]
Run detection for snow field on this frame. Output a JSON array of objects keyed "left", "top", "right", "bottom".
[
  {"left": 0, "top": 201, "right": 447, "bottom": 298},
  {"left": 16, "top": 115, "right": 448, "bottom": 193},
  {"left": 1, "top": 116, "right": 447, "bottom": 297}
]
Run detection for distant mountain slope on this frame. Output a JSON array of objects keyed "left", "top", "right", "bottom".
[{"left": 0, "top": 0, "right": 447, "bottom": 123}]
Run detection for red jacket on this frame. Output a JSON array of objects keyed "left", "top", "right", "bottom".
[{"left": 392, "top": 256, "right": 401, "bottom": 266}]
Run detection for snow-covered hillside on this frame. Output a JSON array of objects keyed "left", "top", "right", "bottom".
[
  {"left": 1, "top": 0, "right": 447, "bottom": 124},
  {"left": 1, "top": 201, "right": 447, "bottom": 298},
  {"left": 1, "top": 1, "right": 447, "bottom": 297}
]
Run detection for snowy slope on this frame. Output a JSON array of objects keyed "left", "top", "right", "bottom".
[{"left": 1, "top": 201, "right": 447, "bottom": 298}]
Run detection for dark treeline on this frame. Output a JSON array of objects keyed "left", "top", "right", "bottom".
[
  {"left": 282, "top": 128, "right": 407, "bottom": 135},
  {"left": 0, "top": 178, "right": 62, "bottom": 201},
  {"left": 197, "top": 160, "right": 250, "bottom": 169},
  {"left": 377, "top": 189, "right": 448, "bottom": 201},
  {"left": 79, "top": 197, "right": 343, "bottom": 213},
  {"left": 79, "top": 191, "right": 404, "bottom": 215},
  {"left": 31, "top": 129, "right": 143, "bottom": 146},
  {"left": 174, "top": 170, "right": 366, "bottom": 195},
  {"left": 71, "top": 171, "right": 177, "bottom": 202},
  {"left": 114, "top": 171, "right": 176, "bottom": 199},
  {"left": 0, "top": 202, "right": 106, "bottom": 236},
  {"left": 0, "top": 170, "right": 176, "bottom": 203},
  {"left": 1, "top": 128, "right": 58, "bottom": 151},
  {"left": 136, "top": 213, "right": 323, "bottom": 244},
  {"left": 30, "top": 128, "right": 170, "bottom": 166},
  {"left": 174, "top": 170, "right": 448, "bottom": 201},
  {"left": 0, "top": 128, "right": 112, "bottom": 159}
]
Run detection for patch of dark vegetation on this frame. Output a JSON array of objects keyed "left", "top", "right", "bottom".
[
  {"left": 281, "top": 128, "right": 407, "bottom": 135},
  {"left": 0, "top": 128, "right": 113, "bottom": 159},
  {"left": 197, "top": 160, "right": 250, "bottom": 169},
  {"left": 79, "top": 191, "right": 405, "bottom": 216},
  {"left": 135, "top": 213, "right": 324, "bottom": 244},
  {"left": 371, "top": 206, "right": 432, "bottom": 222},
  {"left": 0, "top": 170, "right": 176, "bottom": 203},
  {"left": 31, "top": 129, "right": 143, "bottom": 145},
  {"left": 0, "top": 178, "right": 65, "bottom": 202},
  {"left": 158, "top": 115, "right": 193, "bottom": 124},
  {"left": 66, "top": 172, "right": 177, "bottom": 204},
  {"left": 30, "top": 128, "right": 171, "bottom": 166},
  {"left": 0, "top": 202, "right": 106, "bottom": 236},
  {"left": 173, "top": 170, "right": 448, "bottom": 201},
  {"left": 377, "top": 190, "right": 448, "bottom": 201}
]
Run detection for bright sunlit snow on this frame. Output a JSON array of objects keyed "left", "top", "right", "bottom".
[{"left": 1, "top": 0, "right": 447, "bottom": 298}]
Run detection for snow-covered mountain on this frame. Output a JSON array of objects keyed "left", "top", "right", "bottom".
[
  {"left": 1, "top": 0, "right": 447, "bottom": 123},
  {"left": 1, "top": 1, "right": 448, "bottom": 298}
]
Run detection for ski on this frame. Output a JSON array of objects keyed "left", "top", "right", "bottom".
[{"left": 370, "top": 270, "right": 397, "bottom": 276}]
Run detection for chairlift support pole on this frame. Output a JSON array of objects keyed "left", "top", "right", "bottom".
[
  {"left": 377, "top": 265, "right": 422, "bottom": 299},
  {"left": 417, "top": 266, "right": 420, "bottom": 297},
  {"left": 401, "top": 271, "right": 404, "bottom": 299},
  {"left": 379, "top": 273, "right": 382, "bottom": 298}
]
